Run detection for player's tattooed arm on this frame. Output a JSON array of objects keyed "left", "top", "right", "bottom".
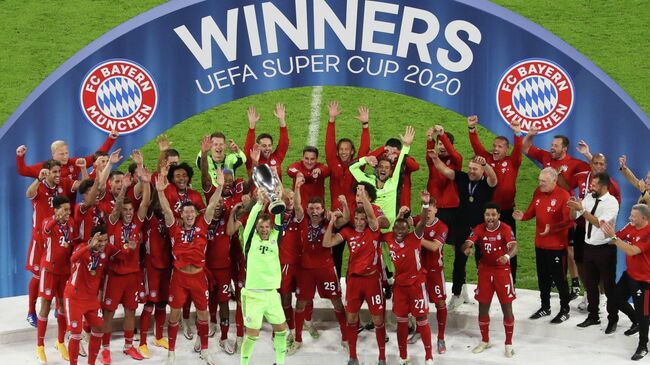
[
  {"left": 26, "top": 169, "right": 48, "bottom": 199},
  {"left": 204, "top": 169, "right": 224, "bottom": 224},
  {"left": 155, "top": 175, "right": 175, "bottom": 227},
  {"left": 109, "top": 174, "right": 132, "bottom": 225},
  {"left": 323, "top": 211, "right": 344, "bottom": 248}
]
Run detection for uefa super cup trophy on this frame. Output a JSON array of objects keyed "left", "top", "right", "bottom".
[{"left": 252, "top": 164, "right": 286, "bottom": 215}]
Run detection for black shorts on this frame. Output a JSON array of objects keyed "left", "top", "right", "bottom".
[
  {"left": 437, "top": 207, "right": 460, "bottom": 245},
  {"left": 570, "top": 225, "right": 586, "bottom": 263}
]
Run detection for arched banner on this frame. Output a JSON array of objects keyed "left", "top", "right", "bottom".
[{"left": 1, "top": 0, "right": 648, "bottom": 297}]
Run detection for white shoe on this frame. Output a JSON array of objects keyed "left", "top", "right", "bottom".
[
  {"left": 200, "top": 349, "right": 217, "bottom": 365},
  {"left": 304, "top": 320, "right": 320, "bottom": 339},
  {"left": 398, "top": 357, "right": 411, "bottom": 364},
  {"left": 448, "top": 295, "right": 463, "bottom": 311},
  {"left": 578, "top": 296, "right": 588, "bottom": 312},
  {"left": 208, "top": 323, "right": 217, "bottom": 338},
  {"left": 166, "top": 351, "right": 175, "bottom": 365},
  {"left": 287, "top": 341, "right": 302, "bottom": 356},
  {"left": 341, "top": 340, "right": 349, "bottom": 353},
  {"left": 234, "top": 336, "right": 243, "bottom": 354},
  {"left": 193, "top": 335, "right": 201, "bottom": 353},
  {"left": 505, "top": 344, "right": 515, "bottom": 358},
  {"left": 472, "top": 341, "right": 491, "bottom": 354},
  {"left": 182, "top": 319, "right": 194, "bottom": 340},
  {"left": 461, "top": 284, "right": 473, "bottom": 304},
  {"left": 219, "top": 338, "right": 235, "bottom": 355},
  {"left": 287, "top": 331, "right": 295, "bottom": 347}
]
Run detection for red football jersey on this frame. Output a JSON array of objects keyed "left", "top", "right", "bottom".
[
  {"left": 106, "top": 216, "right": 144, "bottom": 275},
  {"left": 384, "top": 232, "right": 424, "bottom": 287},
  {"left": 31, "top": 180, "right": 74, "bottom": 231},
  {"left": 521, "top": 186, "right": 573, "bottom": 250},
  {"left": 74, "top": 203, "right": 105, "bottom": 245},
  {"left": 40, "top": 217, "right": 77, "bottom": 275},
  {"left": 64, "top": 243, "right": 117, "bottom": 301},
  {"left": 203, "top": 179, "right": 246, "bottom": 212},
  {"left": 527, "top": 146, "right": 589, "bottom": 192},
  {"left": 467, "top": 222, "right": 516, "bottom": 268},
  {"left": 414, "top": 217, "right": 448, "bottom": 270},
  {"left": 617, "top": 223, "right": 650, "bottom": 283},
  {"left": 299, "top": 218, "right": 333, "bottom": 270},
  {"left": 287, "top": 161, "right": 331, "bottom": 209},
  {"left": 164, "top": 184, "right": 206, "bottom": 218},
  {"left": 279, "top": 210, "right": 302, "bottom": 265},
  {"left": 168, "top": 217, "right": 209, "bottom": 270},
  {"left": 144, "top": 213, "right": 171, "bottom": 270},
  {"left": 244, "top": 126, "right": 289, "bottom": 180},
  {"left": 426, "top": 135, "right": 462, "bottom": 208},
  {"left": 339, "top": 227, "right": 382, "bottom": 276},
  {"left": 205, "top": 214, "right": 231, "bottom": 269}
]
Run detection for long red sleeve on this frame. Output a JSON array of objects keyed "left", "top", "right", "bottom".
[
  {"left": 325, "top": 122, "right": 339, "bottom": 171},
  {"left": 16, "top": 155, "right": 42, "bottom": 178},
  {"left": 469, "top": 131, "right": 490, "bottom": 159},
  {"left": 244, "top": 127, "right": 256, "bottom": 172},
  {"left": 275, "top": 126, "right": 289, "bottom": 161},
  {"left": 511, "top": 135, "right": 523, "bottom": 168},
  {"left": 440, "top": 134, "right": 462, "bottom": 167}
]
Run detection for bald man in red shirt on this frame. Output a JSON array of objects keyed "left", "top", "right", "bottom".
[{"left": 514, "top": 167, "right": 574, "bottom": 324}]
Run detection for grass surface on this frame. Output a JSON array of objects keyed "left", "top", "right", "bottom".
[{"left": 1, "top": 0, "right": 648, "bottom": 290}]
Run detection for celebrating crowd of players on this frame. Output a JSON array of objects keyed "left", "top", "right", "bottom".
[{"left": 16, "top": 101, "right": 650, "bottom": 365}]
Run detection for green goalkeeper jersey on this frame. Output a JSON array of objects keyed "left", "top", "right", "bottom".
[
  {"left": 350, "top": 145, "right": 410, "bottom": 232},
  {"left": 242, "top": 202, "right": 282, "bottom": 290}
]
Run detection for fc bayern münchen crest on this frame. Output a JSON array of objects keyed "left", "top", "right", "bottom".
[
  {"left": 80, "top": 59, "right": 158, "bottom": 134},
  {"left": 496, "top": 59, "right": 574, "bottom": 134}
]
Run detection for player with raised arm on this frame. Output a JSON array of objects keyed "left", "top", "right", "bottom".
[
  {"left": 100, "top": 167, "right": 151, "bottom": 364},
  {"left": 195, "top": 132, "right": 246, "bottom": 185},
  {"left": 323, "top": 186, "right": 385, "bottom": 365},
  {"left": 463, "top": 203, "right": 517, "bottom": 357},
  {"left": 238, "top": 187, "right": 290, "bottom": 365},
  {"left": 244, "top": 104, "right": 289, "bottom": 179},
  {"left": 156, "top": 169, "right": 224, "bottom": 365}
]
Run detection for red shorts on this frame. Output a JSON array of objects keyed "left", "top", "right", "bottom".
[
  {"left": 425, "top": 268, "right": 447, "bottom": 302},
  {"left": 64, "top": 296, "right": 103, "bottom": 334},
  {"left": 169, "top": 269, "right": 209, "bottom": 311},
  {"left": 296, "top": 266, "right": 341, "bottom": 301},
  {"left": 26, "top": 233, "right": 42, "bottom": 275},
  {"left": 144, "top": 265, "right": 171, "bottom": 303},
  {"left": 39, "top": 269, "right": 68, "bottom": 301},
  {"left": 392, "top": 281, "right": 430, "bottom": 318},
  {"left": 208, "top": 268, "right": 232, "bottom": 303},
  {"left": 280, "top": 263, "right": 300, "bottom": 295},
  {"left": 102, "top": 272, "right": 141, "bottom": 311},
  {"left": 474, "top": 265, "right": 516, "bottom": 305},
  {"left": 345, "top": 273, "right": 384, "bottom": 315}
]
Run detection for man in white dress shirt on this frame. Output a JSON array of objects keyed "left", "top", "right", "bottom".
[{"left": 568, "top": 172, "right": 619, "bottom": 332}]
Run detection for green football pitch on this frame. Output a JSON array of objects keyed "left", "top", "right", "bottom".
[{"left": 1, "top": 1, "right": 648, "bottom": 291}]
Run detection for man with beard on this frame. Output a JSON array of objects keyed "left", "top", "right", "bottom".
[
  {"left": 65, "top": 226, "right": 116, "bottom": 365},
  {"left": 156, "top": 169, "right": 224, "bottom": 365},
  {"left": 463, "top": 203, "right": 517, "bottom": 358},
  {"left": 425, "top": 126, "right": 464, "bottom": 298},
  {"left": 385, "top": 218, "right": 438, "bottom": 365},
  {"left": 195, "top": 131, "right": 246, "bottom": 185},
  {"left": 428, "top": 150, "right": 497, "bottom": 310},
  {"left": 468, "top": 116, "right": 522, "bottom": 282},
  {"left": 325, "top": 101, "right": 371, "bottom": 278},
  {"left": 288, "top": 195, "right": 350, "bottom": 355},
  {"left": 164, "top": 163, "right": 206, "bottom": 218},
  {"left": 100, "top": 168, "right": 152, "bottom": 363},
  {"left": 367, "top": 139, "right": 419, "bottom": 210},
  {"left": 244, "top": 103, "right": 289, "bottom": 180},
  {"left": 323, "top": 188, "right": 385, "bottom": 365},
  {"left": 25, "top": 159, "right": 81, "bottom": 329},
  {"left": 514, "top": 168, "right": 573, "bottom": 324},
  {"left": 34, "top": 195, "right": 77, "bottom": 364},
  {"left": 349, "top": 126, "right": 416, "bottom": 228},
  {"left": 567, "top": 173, "right": 619, "bottom": 332},
  {"left": 287, "top": 146, "right": 330, "bottom": 209}
]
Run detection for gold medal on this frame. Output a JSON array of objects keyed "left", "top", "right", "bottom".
[
  {"left": 123, "top": 243, "right": 129, "bottom": 250},
  {"left": 469, "top": 196, "right": 474, "bottom": 203},
  {"left": 90, "top": 270, "right": 96, "bottom": 276}
]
